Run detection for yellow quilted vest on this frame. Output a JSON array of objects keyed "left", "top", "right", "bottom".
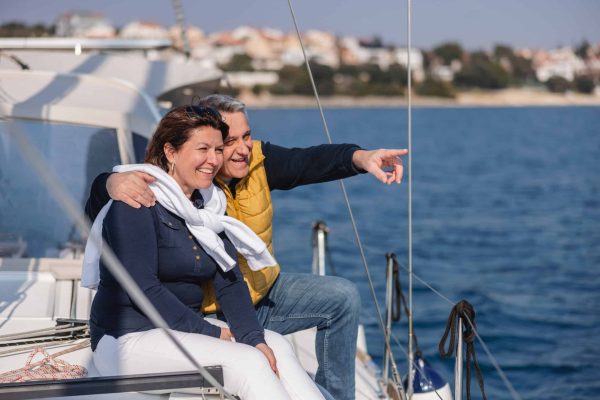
[{"left": 201, "top": 141, "right": 281, "bottom": 313}]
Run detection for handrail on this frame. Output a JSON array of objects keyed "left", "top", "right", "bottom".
[{"left": 0, "top": 369, "right": 224, "bottom": 400}]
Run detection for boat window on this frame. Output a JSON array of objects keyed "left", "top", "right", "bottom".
[
  {"left": 132, "top": 133, "right": 149, "bottom": 162},
  {"left": 0, "top": 119, "right": 121, "bottom": 258}
]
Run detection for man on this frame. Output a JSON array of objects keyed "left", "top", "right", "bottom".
[{"left": 86, "top": 94, "right": 407, "bottom": 400}]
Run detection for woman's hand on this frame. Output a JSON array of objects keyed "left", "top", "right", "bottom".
[
  {"left": 255, "top": 343, "right": 279, "bottom": 377},
  {"left": 219, "top": 327, "right": 233, "bottom": 341}
]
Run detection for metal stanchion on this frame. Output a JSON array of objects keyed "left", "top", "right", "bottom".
[{"left": 454, "top": 317, "right": 464, "bottom": 400}]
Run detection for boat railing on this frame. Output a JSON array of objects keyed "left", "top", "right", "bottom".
[
  {"left": 0, "top": 234, "right": 27, "bottom": 258},
  {"left": 310, "top": 219, "right": 523, "bottom": 400},
  {"left": 0, "top": 257, "right": 93, "bottom": 323}
]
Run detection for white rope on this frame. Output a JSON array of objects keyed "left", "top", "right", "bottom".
[
  {"left": 8, "top": 120, "right": 236, "bottom": 400},
  {"left": 285, "top": 0, "right": 406, "bottom": 392}
]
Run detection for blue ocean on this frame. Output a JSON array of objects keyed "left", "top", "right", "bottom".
[{"left": 248, "top": 106, "right": 600, "bottom": 400}]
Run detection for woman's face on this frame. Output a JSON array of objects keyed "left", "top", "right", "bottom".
[{"left": 166, "top": 126, "right": 224, "bottom": 198}]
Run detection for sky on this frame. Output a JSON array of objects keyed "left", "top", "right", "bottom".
[{"left": 1, "top": 0, "right": 599, "bottom": 50}]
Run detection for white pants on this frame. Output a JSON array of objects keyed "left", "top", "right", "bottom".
[{"left": 92, "top": 320, "right": 324, "bottom": 400}]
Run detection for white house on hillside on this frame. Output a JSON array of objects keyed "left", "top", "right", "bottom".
[{"left": 55, "top": 12, "right": 115, "bottom": 38}]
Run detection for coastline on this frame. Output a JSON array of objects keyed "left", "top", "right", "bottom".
[{"left": 240, "top": 88, "right": 600, "bottom": 108}]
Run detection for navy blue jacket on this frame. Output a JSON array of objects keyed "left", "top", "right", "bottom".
[{"left": 89, "top": 193, "right": 265, "bottom": 351}]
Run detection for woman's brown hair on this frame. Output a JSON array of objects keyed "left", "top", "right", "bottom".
[{"left": 144, "top": 106, "right": 229, "bottom": 171}]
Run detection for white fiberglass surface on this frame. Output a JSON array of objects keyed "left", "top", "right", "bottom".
[{"left": 0, "top": 119, "right": 121, "bottom": 258}]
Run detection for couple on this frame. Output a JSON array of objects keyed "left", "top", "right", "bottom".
[{"left": 85, "top": 94, "right": 407, "bottom": 400}]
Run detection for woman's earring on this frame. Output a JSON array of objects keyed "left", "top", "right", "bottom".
[{"left": 171, "top": 162, "right": 176, "bottom": 173}]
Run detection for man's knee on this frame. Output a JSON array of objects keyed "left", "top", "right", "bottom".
[{"left": 327, "top": 277, "right": 361, "bottom": 316}]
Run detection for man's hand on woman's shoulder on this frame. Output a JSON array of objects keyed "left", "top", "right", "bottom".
[{"left": 107, "top": 171, "right": 156, "bottom": 208}]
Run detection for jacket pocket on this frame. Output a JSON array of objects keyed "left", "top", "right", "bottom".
[{"left": 155, "top": 207, "right": 181, "bottom": 248}]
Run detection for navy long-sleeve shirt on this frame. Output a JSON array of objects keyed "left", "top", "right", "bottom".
[
  {"left": 261, "top": 141, "right": 361, "bottom": 190},
  {"left": 89, "top": 195, "right": 265, "bottom": 351},
  {"left": 85, "top": 141, "right": 362, "bottom": 221}
]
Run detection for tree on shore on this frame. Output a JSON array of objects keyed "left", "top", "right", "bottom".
[
  {"left": 433, "top": 42, "right": 464, "bottom": 65},
  {"left": 575, "top": 40, "right": 591, "bottom": 60},
  {"left": 220, "top": 53, "right": 254, "bottom": 72},
  {"left": 454, "top": 51, "right": 510, "bottom": 89},
  {"left": 574, "top": 75, "right": 596, "bottom": 94},
  {"left": 271, "top": 63, "right": 335, "bottom": 96},
  {"left": 416, "top": 77, "right": 455, "bottom": 98},
  {"left": 492, "top": 44, "right": 536, "bottom": 85},
  {"left": 545, "top": 76, "right": 571, "bottom": 93},
  {"left": 270, "top": 62, "right": 407, "bottom": 97},
  {"left": 0, "top": 21, "right": 54, "bottom": 37}
]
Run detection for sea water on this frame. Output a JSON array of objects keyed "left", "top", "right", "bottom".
[{"left": 249, "top": 106, "right": 600, "bottom": 400}]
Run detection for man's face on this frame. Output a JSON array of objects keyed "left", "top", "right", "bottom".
[{"left": 218, "top": 111, "right": 253, "bottom": 180}]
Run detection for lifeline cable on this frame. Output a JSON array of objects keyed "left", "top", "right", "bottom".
[{"left": 334, "top": 233, "right": 523, "bottom": 400}]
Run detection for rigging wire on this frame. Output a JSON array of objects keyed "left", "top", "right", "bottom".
[
  {"left": 171, "top": 0, "right": 191, "bottom": 58},
  {"left": 8, "top": 121, "right": 237, "bottom": 400},
  {"left": 285, "top": 0, "right": 406, "bottom": 392},
  {"left": 406, "top": 0, "right": 415, "bottom": 396}
]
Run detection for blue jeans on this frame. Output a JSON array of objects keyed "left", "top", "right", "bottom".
[{"left": 255, "top": 273, "right": 361, "bottom": 400}]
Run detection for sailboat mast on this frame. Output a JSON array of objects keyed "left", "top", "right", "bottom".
[{"left": 171, "top": 0, "right": 191, "bottom": 58}]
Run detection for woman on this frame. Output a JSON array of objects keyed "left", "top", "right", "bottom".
[{"left": 86, "top": 106, "right": 324, "bottom": 400}]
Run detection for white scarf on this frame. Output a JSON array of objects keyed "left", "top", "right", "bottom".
[{"left": 81, "top": 164, "right": 276, "bottom": 289}]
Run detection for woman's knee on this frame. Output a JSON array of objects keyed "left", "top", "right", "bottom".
[
  {"left": 230, "top": 345, "right": 272, "bottom": 374},
  {"left": 265, "top": 330, "right": 295, "bottom": 356}
]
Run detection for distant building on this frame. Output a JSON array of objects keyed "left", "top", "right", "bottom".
[
  {"left": 392, "top": 48, "right": 425, "bottom": 81},
  {"left": 431, "top": 64, "right": 454, "bottom": 82},
  {"left": 193, "top": 44, "right": 243, "bottom": 66},
  {"left": 533, "top": 47, "right": 586, "bottom": 82},
  {"left": 223, "top": 71, "right": 279, "bottom": 88},
  {"left": 339, "top": 37, "right": 371, "bottom": 65},
  {"left": 55, "top": 12, "right": 115, "bottom": 38},
  {"left": 430, "top": 59, "right": 460, "bottom": 82},
  {"left": 209, "top": 26, "right": 282, "bottom": 69},
  {"left": 169, "top": 25, "right": 206, "bottom": 50},
  {"left": 120, "top": 21, "right": 169, "bottom": 40}
]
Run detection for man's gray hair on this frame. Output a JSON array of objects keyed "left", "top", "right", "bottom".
[{"left": 198, "top": 94, "right": 248, "bottom": 118}]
